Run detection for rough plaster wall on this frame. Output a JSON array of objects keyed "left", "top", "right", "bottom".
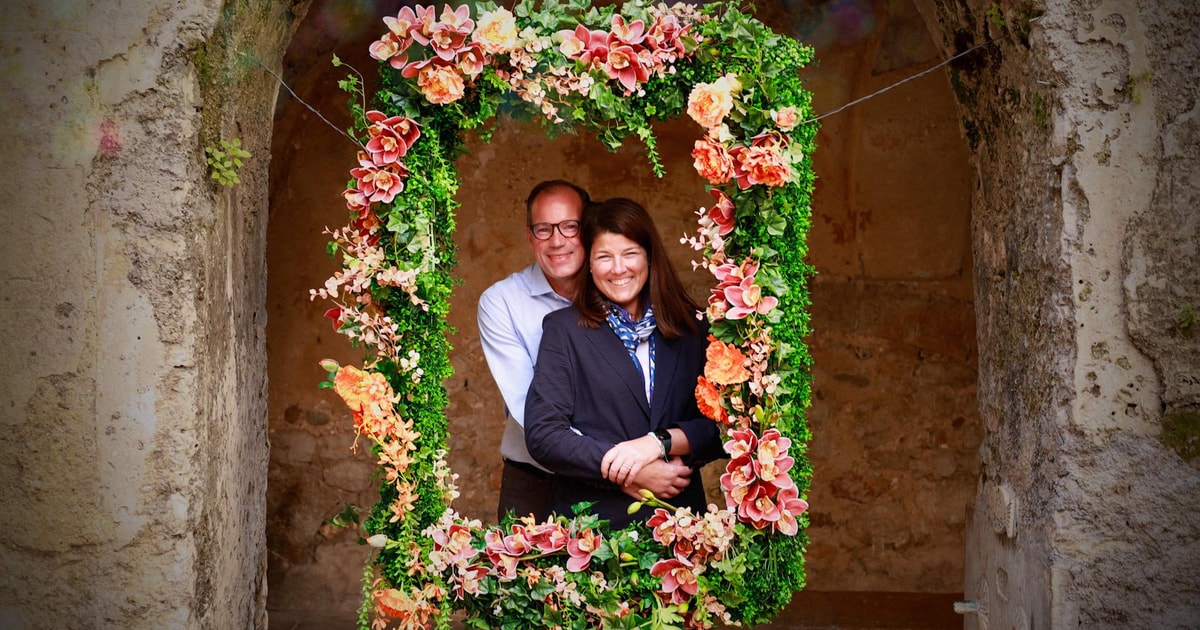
[
  {"left": 914, "top": 0, "right": 1200, "bottom": 627},
  {"left": 0, "top": 1, "right": 297, "bottom": 628},
  {"left": 265, "top": 0, "right": 979, "bottom": 621}
]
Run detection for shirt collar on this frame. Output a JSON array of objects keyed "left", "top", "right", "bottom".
[{"left": 525, "top": 264, "right": 569, "bottom": 301}]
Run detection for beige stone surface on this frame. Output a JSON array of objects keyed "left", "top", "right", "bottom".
[
  {"left": 0, "top": 0, "right": 304, "bottom": 628},
  {"left": 926, "top": 0, "right": 1200, "bottom": 628}
]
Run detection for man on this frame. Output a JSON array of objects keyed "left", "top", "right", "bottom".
[
  {"left": 479, "top": 180, "right": 695, "bottom": 523},
  {"left": 478, "top": 180, "right": 591, "bottom": 522}
]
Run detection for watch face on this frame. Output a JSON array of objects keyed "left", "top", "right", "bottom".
[{"left": 656, "top": 429, "right": 672, "bottom": 454}]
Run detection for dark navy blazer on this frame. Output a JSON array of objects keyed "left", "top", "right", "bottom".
[{"left": 524, "top": 306, "right": 724, "bottom": 529}]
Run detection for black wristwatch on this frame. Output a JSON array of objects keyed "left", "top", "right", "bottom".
[{"left": 654, "top": 428, "right": 673, "bottom": 460}]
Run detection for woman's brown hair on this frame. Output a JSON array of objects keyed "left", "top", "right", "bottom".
[{"left": 576, "top": 198, "right": 699, "bottom": 338}]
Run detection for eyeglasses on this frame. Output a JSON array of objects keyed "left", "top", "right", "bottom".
[{"left": 529, "top": 220, "right": 581, "bottom": 240}]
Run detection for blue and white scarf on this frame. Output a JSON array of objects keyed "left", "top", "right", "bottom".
[{"left": 605, "top": 302, "right": 657, "bottom": 405}]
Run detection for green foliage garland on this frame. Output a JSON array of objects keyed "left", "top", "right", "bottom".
[{"left": 314, "top": 2, "right": 817, "bottom": 628}]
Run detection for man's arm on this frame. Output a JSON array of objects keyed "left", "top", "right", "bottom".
[{"left": 477, "top": 286, "right": 536, "bottom": 426}]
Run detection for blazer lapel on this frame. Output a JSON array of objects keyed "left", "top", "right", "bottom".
[
  {"left": 650, "top": 331, "right": 681, "bottom": 427},
  {"left": 581, "top": 325, "right": 651, "bottom": 418}
]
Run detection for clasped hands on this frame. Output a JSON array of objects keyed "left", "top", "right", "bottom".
[{"left": 601, "top": 434, "right": 691, "bottom": 500}]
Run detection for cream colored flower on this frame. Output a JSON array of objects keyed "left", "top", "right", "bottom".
[
  {"left": 686, "top": 73, "right": 741, "bottom": 129},
  {"left": 472, "top": 8, "right": 520, "bottom": 54}
]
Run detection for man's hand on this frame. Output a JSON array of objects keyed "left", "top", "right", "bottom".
[
  {"left": 620, "top": 457, "right": 693, "bottom": 500},
  {"left": 601, "top": 434, "right": 663, "bottom": 485}
]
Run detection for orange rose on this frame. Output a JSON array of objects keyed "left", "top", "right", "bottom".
[
  {"left": 695, "top": 376, "right": 728, "bottom": 424},
  {"left": 691, "top": 135, "right": 734, "bottom": 185},
  {"left": 686, "top": 74, "right": 739, "bottom": 129},
  {"left": 736, "top": 142, "right": 793, "bottom": 188},
  {"left": 417, "top": 64, "right": 465, "bottom": 104},
  {"left": 704, "top": 339, "right": 751, "bottom": 385}
]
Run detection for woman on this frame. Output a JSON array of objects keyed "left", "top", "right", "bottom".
[{"left": 524, "top": 198, "right": 724, "bottom": 528}]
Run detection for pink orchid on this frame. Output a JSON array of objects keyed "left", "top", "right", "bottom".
[
  {"left": 706, "top": 188, "right": 735, "bottom": 236},
  {"left": 399, "top": 56, "right": 438, "bottom": 80},
  {"left": 369, "top": 32, "right": 410, "bottom": 69},
  {"left": 406, "top": 4, "right": 440, "bottom": 47},
  {"left": 741, "top": 484, "right": 781, "bottom": 527},
  {"left": 753, "top": 428, "right": 795, "bottom": 489},
  {"left": 723, "top": 275, "right": 779, "bottom": 319},
  {"left": 604, "top": 44, "right": 650, "bottom": 92},
  {"left": 430, "top": 523, "right": 480, "bottom": 566},
  {"left": 483, "top": 529, "right": 524, "bottom": 580},
  {"left": 425, "top": 6, "right": 474, "bottom": 61},
  {"left": 383, "top": 6, "right": 421, "bottom": 40},
  {"left": 723, "top": 428, "right": 758, "bottom": 460},
  {"left": 527, "top": 521, "right": 569, "bottom": 553},
  {"left": 455, "top": 43, "right": 486, "bottom": 77},
  {"left": 364, "top": 111, "right": 420, "bottom": 166},
  {"left": 559, "top": 25, "right": 611, "bottom": 66},
  {"left": 650, "top": 557, "right": 699, "bottom": 605},
  {"left": 502, "top": 524, "right": 534, "bottom": 556},
  {"left": 609, "top": 15, "right": 646, "bottom": 46},
  {"left": 774, "top": 486, "right": 810, "bottom": 536},
  {"left": 456, "top": 564, "right": 489, "bottom": 597},
  {"left": 646, "top": 14, "right": 689, "bottom": 57},
  {"left": 566, "top": 528, "right": 601, "bottom": 572},
  {"left": 647, "top": 508, "right": 678, "bottom": 546},
  {"left": 343, "top": 187, "right": 371, "bottom": 214},
  {"left": 720, "top": 458, "right": 757, "bottom": 507},
  {"left": 350, "top": 158, "right": 408, "bottom": 204},
  {"left": 672, "top": 536, "right": 695, "bottom": 563},
  {"left": 727, "top": 145, "right": 753, "bottom": 189}
]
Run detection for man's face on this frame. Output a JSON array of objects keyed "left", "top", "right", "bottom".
[{"left": 527, "top": 189, "right": 585, "bottom": 293}]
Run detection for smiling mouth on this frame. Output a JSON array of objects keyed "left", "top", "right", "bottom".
[{"left": 608, "top": 278, "right": 634, "bottom": 287}]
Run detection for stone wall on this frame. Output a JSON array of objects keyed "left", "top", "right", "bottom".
[
  {"left": 913, "top": 0, "right": 1200, "bottom": 627},
  {"left": 265, "top": 0, "right": 981, "bottom": 621},
  {"left": 0, "top": 1, "right": 302, "bottom": 628}
]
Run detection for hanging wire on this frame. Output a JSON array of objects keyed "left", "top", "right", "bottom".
[
  {"left": 238, "top": 52, "right": 364, "bottom": 150},
  {"left": 242, "top": 38, "right": 995, "bottom": 146},
  {"left": 799, "top": 40, "right": 995, "bottom": 125}
]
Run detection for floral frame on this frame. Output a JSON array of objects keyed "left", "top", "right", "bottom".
[{"left": 314, "top": 1, "right": 816, "bottom": 628}]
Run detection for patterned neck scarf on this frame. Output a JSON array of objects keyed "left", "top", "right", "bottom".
[{"left": 605, "top": 302, "right": 657, "bottom": 405}]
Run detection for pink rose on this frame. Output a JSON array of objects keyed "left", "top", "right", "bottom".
[
  {"left": 415, "top": 63, "right": 465, "bottom": 105},
  {"left": 771, "top": 106, "right": 800, "bottom": 130}
]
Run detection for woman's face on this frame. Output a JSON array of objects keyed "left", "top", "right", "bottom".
[{"left": 590, "top": 231, "right": 649, "bottom": 317}]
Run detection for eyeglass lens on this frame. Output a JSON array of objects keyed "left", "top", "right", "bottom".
[{"left": 531, "top": 220, "right": 580, "bottom": 240}]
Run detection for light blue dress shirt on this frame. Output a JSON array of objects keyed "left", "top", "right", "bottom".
[{"left": 477, "top": 264, "right": 573, "bottom": 471}]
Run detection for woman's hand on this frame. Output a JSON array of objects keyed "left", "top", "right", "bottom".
[
  {"left": 602, "top": 434, "right": 663, "bottom": 485},
  {"left": 620, "top": 457, "right": 692, "bottom": 500}
]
